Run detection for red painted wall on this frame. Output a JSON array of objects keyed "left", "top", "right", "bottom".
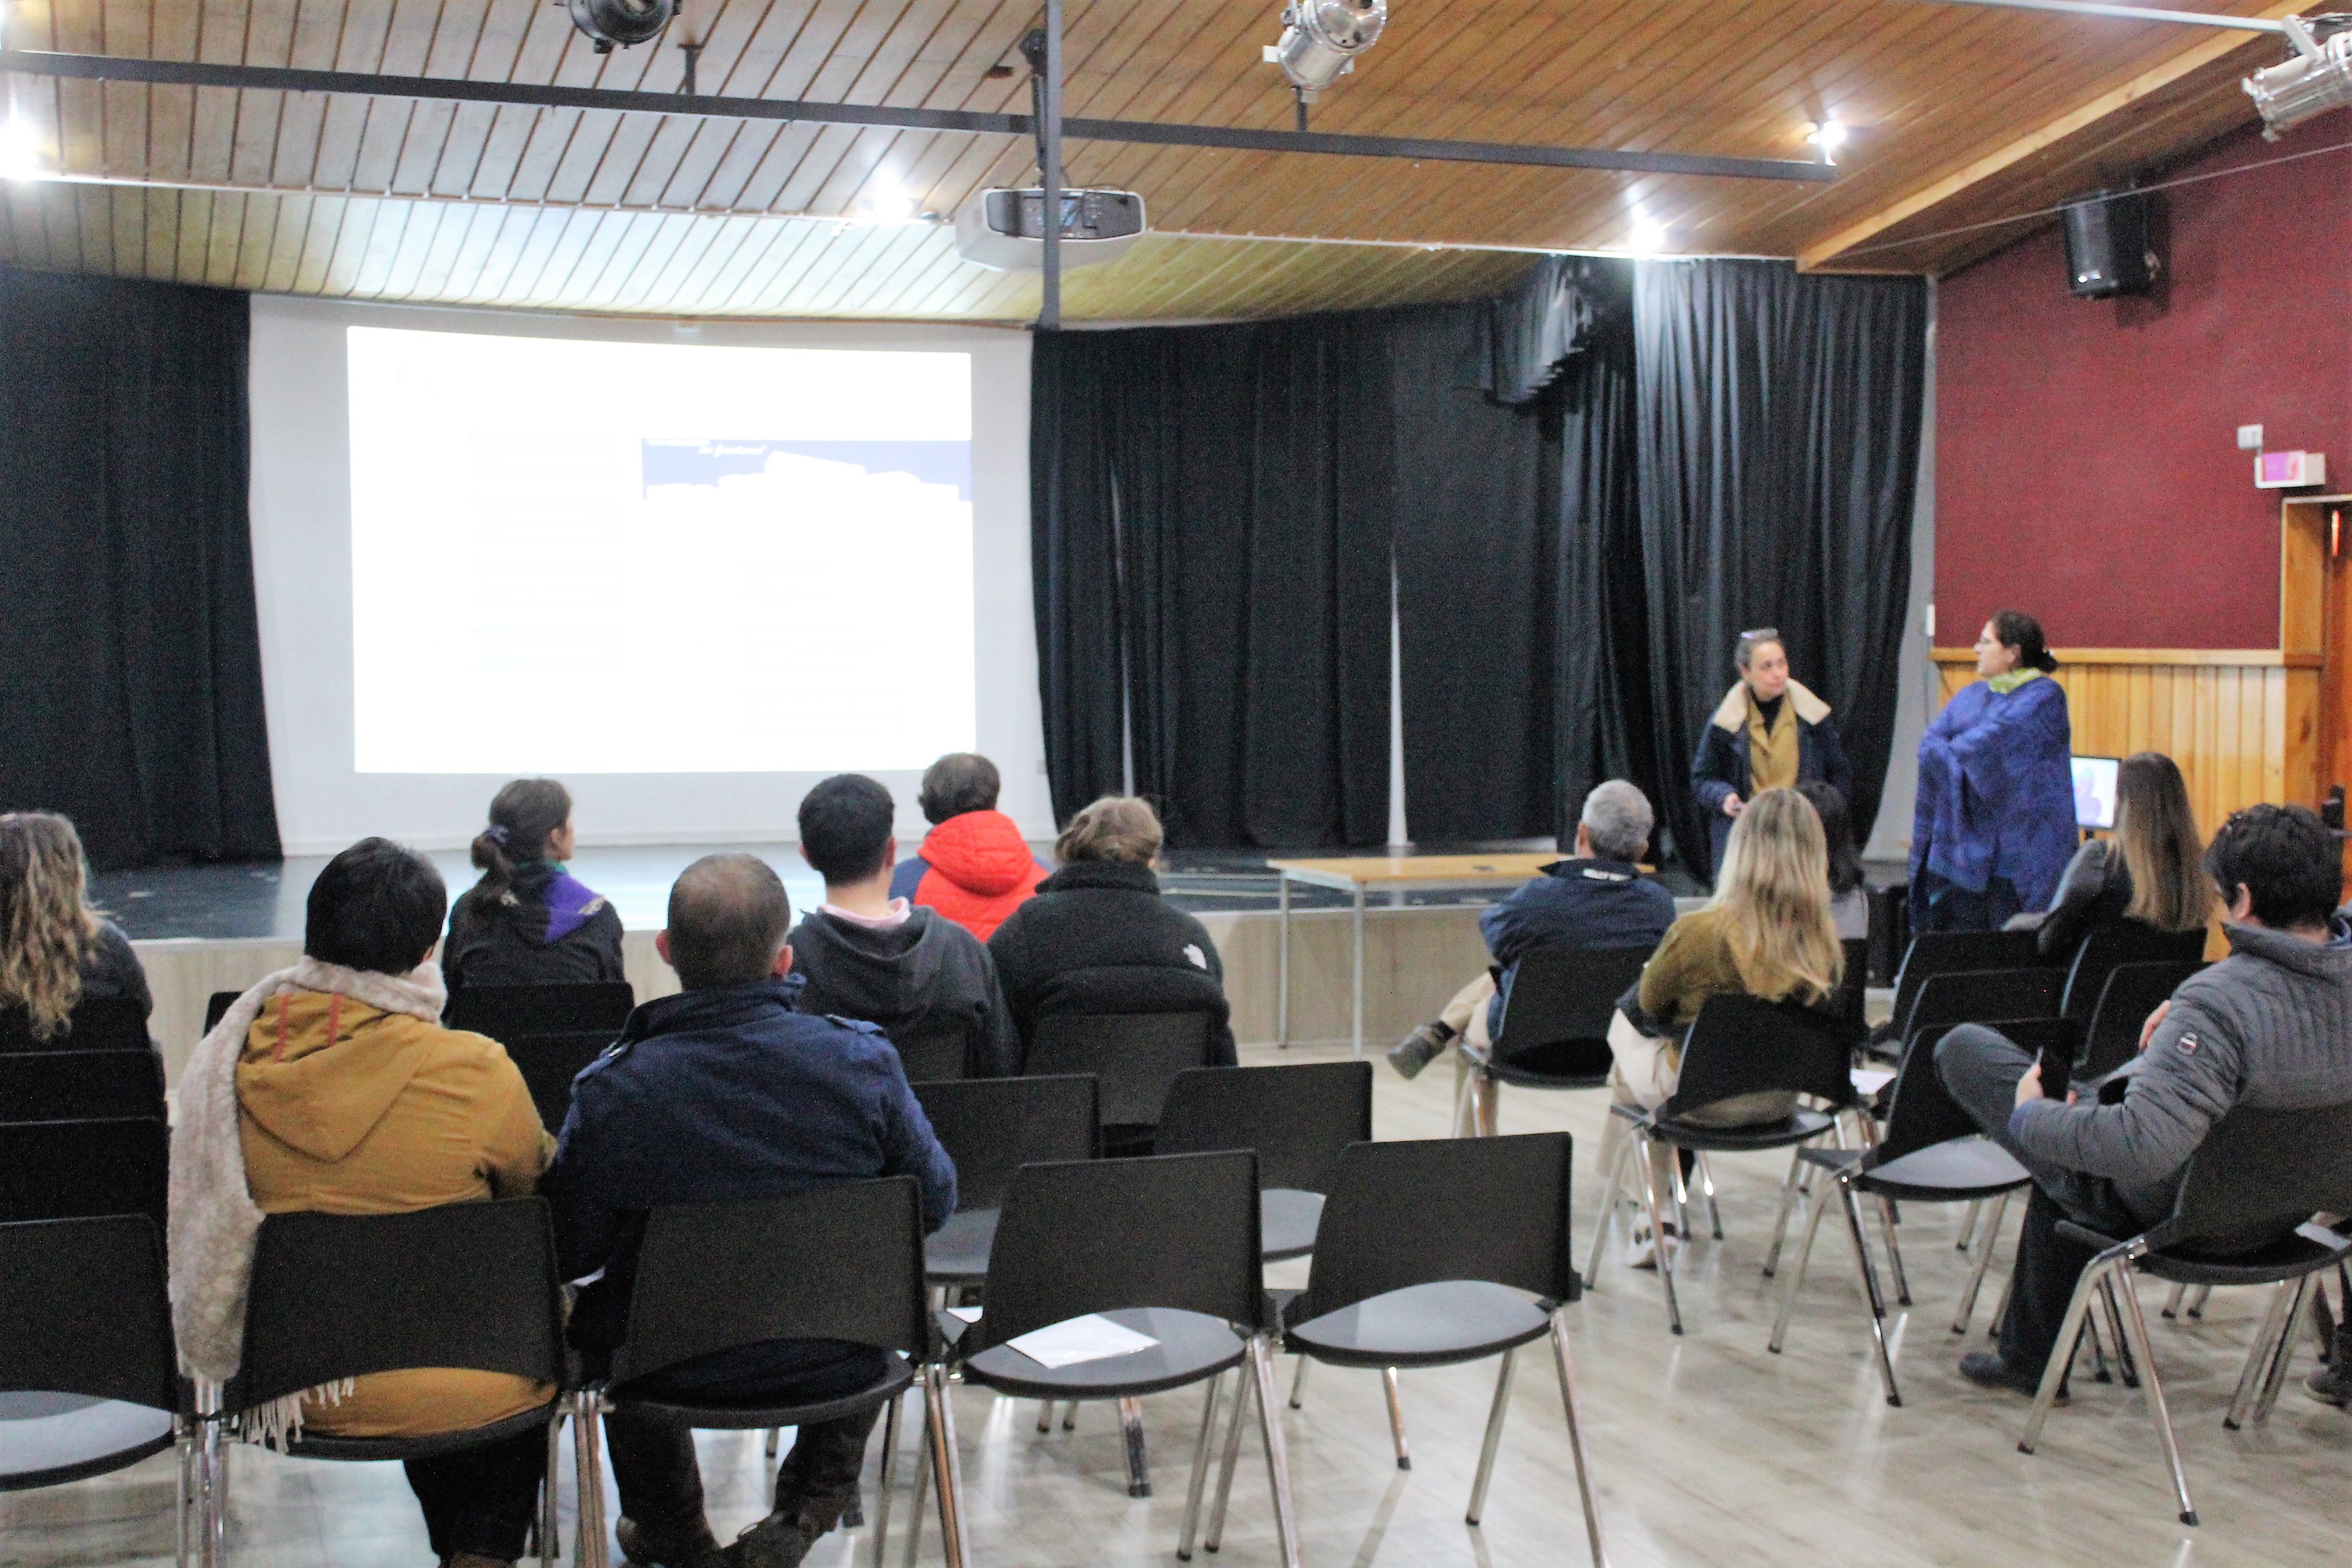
[{"left": 1936, "top": 124, "right": 2352, "bottom": 649}]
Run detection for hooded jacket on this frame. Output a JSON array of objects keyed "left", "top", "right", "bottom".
[
  {"left": 444, "top": 859, "right": 627, "bottom": 999},
  {"left": 888, "top": 810, "right": 1047, "bottom": 942},
  {"left": 1690, "top": 678, "right": 1853, "bottom": 879},
  {"left": 235, "top": 990, "right": 553, "bottom": 1437},
  {"left": 986, "top": 860, "right": 1239, "bottom": 1067},
  {"left": 787, "top": 906, "right": 1019, "bottom": 1081}
]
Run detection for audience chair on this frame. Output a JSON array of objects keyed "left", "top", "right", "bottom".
[
  {"left": 911, "top": 1074, "right": 1098, "bottom": 1287},
  {"left": 1458, "top": 947, "right": 1651, "bottom": 1138},
  {"left": 195, "top": 1200, "right": 570, "bottom": 1568},
  {"left": 2059, "top": 924, "right": 2208, "bottom": 1022},
  {"left": 1873, "top": 966, "right": 2063, "bottom": 1064},
  {"left": 1588, "top": 995, "right": 1861, "bottom": 1335},
  {"left": 2019, "top": 1101, "right": 2352, "bottom": 1526},
  {"left": 446, "top": 980, "right": 635, "bottom": 1038},
  {"left": 0, "top": 1117, "right": 167, "bottom": 1226},
  {"left": 0, "top": 996, "right": 151, "bottom": 1055},
  {"left": 0, "top": 1215, "right": 185, "bottom": 1563},
  {"left": 1271, "top": 1134, "right": 1604, "bottom": 1565},
  {"left": 2074, "top": 961, "right": 2207, "bottom": 1085},
  {"left": 1766, "top": 1028, "right": 2032, "bottom": 1403},
  {"left": 501, "top": 1030, "right": 624, "bottom": 1133},
  {"left": 581, "top": 1178, "right": 958, "bottom": 1568},
  {"left": 1026, "top": 1013, "right": 1214, "bottom": 1149},
  {"left": 1882, "top": 930, "right": 2040, "bottom": 1043},
  {"left": 203, "top": 992, "right": 238, "bottom": 1034},
  {"left": 0, "top": 1050, "right": 165, "bottom": 1124},
  {"left": 1156, "top": 1061, "right": 1373, "bottom": 1262},
  {"left": 1829, "top": 938, "right": 1872, "bottom": 1035},
  {"left": 948, "top": 1151, "right": 1300, "bottom": 1567}
]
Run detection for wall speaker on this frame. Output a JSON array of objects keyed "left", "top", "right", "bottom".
[{"left": 2062, "top": 190, "right": 2157, "bottom": 299}]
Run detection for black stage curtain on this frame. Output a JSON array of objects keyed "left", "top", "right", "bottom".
[
  {"left": 1629, "top": 259, "right": 1927, "bottom": 880},
  {"left": 0, "top": 267, "right": 280, "bottom": 870}
]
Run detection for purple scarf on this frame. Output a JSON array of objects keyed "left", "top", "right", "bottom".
[{"left": 540, "top": 870, "right": 606, "bottom": 944}]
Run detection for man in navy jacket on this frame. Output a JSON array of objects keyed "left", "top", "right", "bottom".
[
  {"left": 544, "top": 853, "right": 955, "bottom": 1568},
  {"left": 1390, "top": 781, "right": 1677, "bottom": 1080}
]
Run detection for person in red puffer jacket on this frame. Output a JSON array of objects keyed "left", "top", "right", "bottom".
[{"left": 887, "top": 754, "right": 1048, "bottom": 942}]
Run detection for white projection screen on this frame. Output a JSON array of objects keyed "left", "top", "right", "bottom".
[{"left": 248, "top": 299, "right": 1042, "bottom": 853}]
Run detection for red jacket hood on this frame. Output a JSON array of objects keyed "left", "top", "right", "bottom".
[{"left": 921, "top": 811, "right": 1043, "bottom": 897}]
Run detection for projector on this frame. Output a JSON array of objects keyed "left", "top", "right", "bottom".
[{"left": 953, "top": 188, "right": 1147, "bottom": 272}]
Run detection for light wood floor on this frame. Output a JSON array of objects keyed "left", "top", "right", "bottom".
[{"left": 10, "top": 1040, "right": 2350, "bottom": 1568}]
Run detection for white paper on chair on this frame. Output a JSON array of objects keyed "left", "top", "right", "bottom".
[
  {"left": 1006, "top": 1315, "right": 1160, "bottom": 1369},
  {"left": 1850, "top": 1066, "right": 1896, "bottom": 1096},
  {"left": 943, "top": 1306, "right": 983, "bottom": 1325}
]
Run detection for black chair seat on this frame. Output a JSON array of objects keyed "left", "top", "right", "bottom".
[
  {"left": 0, "top": 1392, "right": 175, "bottom": 1491},
  {"left": 1262, "top": 1188, "right": 1323, "bottom": 1262},
  {"left": 1635, "top": 1105, "right": 1837, "bottom": 1152},
  {"left": 960, "top": 1307, "right": 1246, "bottom": 1401},
  {"left": 1800, "top": 1136, "right": 2031, "bottom": 1203},
  {"left": 924, "top": 1207, "right": 998, "bottom": 1283},
  {"left": 1482, "top": 1058, "right": 1612, "bottom": 1092},
  {"left": 283, "top": 1399, "right": 559, "bottom": 1462},
  {"left": 2055, "top": 1219, "right": 2352, "bottom": 1288},
  {"left": 614, "top": 1354, "right": 915, "bottom": 1433},
  {"left": 1286, "top": 1280, "right": 1550, "bottom": 1370}
]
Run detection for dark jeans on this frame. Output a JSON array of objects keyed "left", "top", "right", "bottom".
[
  {"left": 405, "top": 1424, "right": 549, "bottom": 1562},
  {"left": 1912, "top": 871, "right": 2024, "bottom": 934},
  {"left": 604, "top": 1343, "right": 888, "bottom": 1538}
]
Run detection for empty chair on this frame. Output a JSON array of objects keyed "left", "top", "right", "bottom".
[
  {"left": 1876, "top": 966, "right": 2063, "bottom": 1062},
  {"left": 1276, "top": 1134, "right": 1605, "bottom": 1564},
  {"left": 2059, "top": 922, "right": 2208, "bottom": 1022},
  {"left": 1156, "top": 1060, "right": 1373, "bottom": 1260},
  {"left": 578, "top": 1177, "right": 960, "bottom": 1568},
  {"left": 951, "top": 1151, "right": 1298, "bottom": 1565},
  {"left": 194, "top": 1199, "right": 570, "bottom": 1568},
  {"left": 2076, "top": 961, "right": 2207, "bottom": 1084},
  {"left": 444, "top": 980, "right": 635, "bottom": 1039},
  {"left": 911, "top": 1073, "right": 1098, "bottom": 1285},
  {"left": 1458, "top": 946, "right": 1651, "bottom": 1137},
  {"left": 0, "top": 1051, "right": 164, "bottom": 1124},
  {"left": 1767, "top": 1028, "right": 2032, "bottom": 1403},
  {"left": 0, "top": 1118, "right": 167, "bottom": 1225},
  {"left": 0, "top": 1215, "right": 182, "bottom": 1541},
  {"left": 2019, "top": 1102, "right": 2352, "bottom": 1526},
  {"left": 1026, "top": 1012, "right": 1214, "bottom": 1147},
  {"left": 0, "top": 996, "right": 150, "bottom": 1055},
  {"left": 1881, "top": 930, "right": 2040, "bottom": 1043}
]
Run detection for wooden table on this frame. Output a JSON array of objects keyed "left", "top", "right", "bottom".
[{"left": 1264, "top": 854, "right": 1559, "bottom": 1056}]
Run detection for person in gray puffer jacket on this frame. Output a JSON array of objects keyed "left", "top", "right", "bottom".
[{"left": 1936, "top": 803, "right": 2352, "bottom": 1396}]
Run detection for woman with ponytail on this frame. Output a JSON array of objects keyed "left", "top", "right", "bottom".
[{"left": 442, "top": 779, "right": 625, "bottom": 998}]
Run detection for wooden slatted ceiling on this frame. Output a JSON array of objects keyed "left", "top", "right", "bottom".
[{"left": 0, "top": 0, "right": 2312, "bottom": 316}]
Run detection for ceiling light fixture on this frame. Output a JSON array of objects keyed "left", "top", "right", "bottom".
[
  {"left": 0, "top": 114, "right": 43, "bottom": 180},
  {"left": 2245, "top": 16, "right": 2352, "bottom": 138},
  {"left": 1806, "top": 118, "right": 1848, "bottom": 165},
  {"left": 1262, "top": 0, "right": 1387, "bottom": 102},
  {"left": 563, "top": 0, "right": 676, "bottom": 55},
  {"left": 1627, "top": 218, "right": 1667, "bottom": 255}
]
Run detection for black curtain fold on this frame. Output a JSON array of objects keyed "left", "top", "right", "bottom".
[{"left": 0, "top": 266, "right": 280, "bottom": 870}]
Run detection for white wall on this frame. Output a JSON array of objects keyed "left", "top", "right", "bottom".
[{"left": 247, "top": 297, "right": 1046, "bottom": 853}]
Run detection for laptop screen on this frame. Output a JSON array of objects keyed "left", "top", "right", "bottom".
[{"left": 2072, "top": 755, "right": 2121, "bottom": 830}]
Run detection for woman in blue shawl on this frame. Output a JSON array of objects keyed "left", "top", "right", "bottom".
[
  {"left": 443, "top": 777, "right": 627, "bottom": 998},
  {"left": 1910, "top": 611, "right": 2079, "bottom": 932}
]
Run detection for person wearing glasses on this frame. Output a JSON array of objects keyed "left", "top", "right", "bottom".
[{"left": 1690, "top": 627, "right": 1853, "bottom": 883}]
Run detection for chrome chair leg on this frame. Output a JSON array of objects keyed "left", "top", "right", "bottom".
[
  {"left": 174, "top": 1420, "right": 193, "bottom": 1568},
  {"left": 2110, "top": 1265, "right": 2198, "bottom": 1526},
  {"left": 1876, "top": 1193, "right": 1913, "bottom": 1307},
  {"left": 1990, "top": 1261, "right": 2016, "bottom": 1341},
  {"left": 1036, "top": 1399, "right": 1054, "bottom": 1433},
  {"left": 1120, "top": 1396, "right": 1153, "bottom": 1497},
  {"left": 2255, "top": 1275, "right": 2313, "bottom": 1424},
  {"left": 1668, "top": 1148, "right": 1692, "bottom": 1241},
  {"left": 199, "top": 1412, "right": 225, "bottom": 1568},
  {"left": 869, "top": 1388, "right": 902, "bottom": 1568},
  {"left": 923, "top": 1363, "right": 969, "bottom": 1568},
  {"left": 540, "top": 1409, "right": 564, "bottom": 1568},
  {"left": 1204, "top": 1352, "right": 1253, "bottom": 1553},
  {"left": 1956, "top": 1197, "right": 1983, "bottom": 1254},
  {"left": 1697, "top": 1154, "right": 1724, "bottom": 1241},
  {"left": 1288, "top": 1354, "right": 1311, "bottom": 1409},
  {"left": 2225, "top": 1279, "right": 2295, "bottom": 1429},
  {"left": 1248, "top": 1337, "right": 1305, "bottom": 1568},
  {"left": 2187, "top": 1283, "right": 2212, "bottom": 1318},
  {"left": 1177, "top": 1371, "right": 1227, "bottom": 1561},
  {"left": 572, "top": 1391, "right": 610, "bottom": 1568},
  {"left": 1633, "top": 1130, "right": 1682, "bottom": 1335},
  {"left": 1583, "top": 1135, "right": 1633, "bottom": 1290},
  {"left": 1061, "top": 1399, "right": 1077, "bottom": 1430},
  {"left": 1473, "top": 1068, "right": 1501, "bottom": 1137},
  {"left": 1465, "top": 1350, "right": 1516, "bottom": 1526},
  {"left": 1548, "top": 1313, "right": 1609, "bottom": 1568},
  {"left": 2098, "top": 1277, "right": 2140, "bottom": 1388},
  {"left": 1767, "top": 1177, "right": 1833, "bottom": 1354},
  {"left": 1379, "top": 1367, "right": 1411, "bottom": 1470},
  {"left": 1761, "top": 1145, "right": 1808, "bottom": 1277},
  {"left": 2021, "top": 1247, "right": 2126, "bottom": 1454},
  {"left": 1837, "top": 1176, "right": 1903, "bottom": 1406},
  {"left": 2161, "top": 1280, "right": 2189, "bottom": 1320},
  {"left": 902, "top": 1401, "right": 929, "bottom": 1568},
  {"left": 1953, "top": 1190, "right": 2011, "bottom": 1333}
]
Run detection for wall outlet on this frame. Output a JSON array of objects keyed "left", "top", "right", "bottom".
[{"left": 2238, "top": 424, "right": 2265, "bottom": 451}]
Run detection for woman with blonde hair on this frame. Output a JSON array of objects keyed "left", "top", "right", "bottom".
[
  {"left": 2021, "top": 751, "right": 2213, "bottom": 959},
  {"left": 0, "top": 812, "right": 152, "bottom": 1044},
  {"left": 1603, "top": 787, "right": 1843, "bottom": 1264}
]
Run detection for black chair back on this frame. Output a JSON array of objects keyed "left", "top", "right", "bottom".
[
  {"left": 1156, "top": 1062, "right": 1373, "bottom": 1193},
  {"left": 971, "top": 1151, "right": 1261, "bottom": 1352},
  {"left": 1488, "top": 946, "right": 1651, "bottom": 1080},
  {"left": 1304, "top": 1133, "right": 1575, "bottom": 1316},
  {"left": 0, "top": 996, "right": 149, "bottom": 1055},
  {"left": 1887, "top": 930, "right": 2040, "bottom": 1034},
  {"left": 227, "top": 1199, "right": 564, "bottom": 1412},
  {"left": 612, "top": 1177, "right": 928, "bottom": 1387},
  {"left": 1027, "top": 1013, "right": 1214, "bottom": 1128},
  {"left": 2159, "top": 1101, "right": 2352, "bottom": 1257},
  {"left": 0, "top": 1216, "right": 177, "bottom": 1413},
  {"left": 204, "top": 991, "right": 240, "bottom": 1034},
  {"left": 2079, "top": 960, "right": 2207, "bottom": 1081},
  {"left": 446, "top": 981, "right": 636, "bottom": 1039},
  {"left": 1902, "top": 967, "right": 2062, "bottom": 1045},
  {"left": 503, "top": 1030, "right": 619, "bottom": 1133},
  {"left": 0, "top": 1051, "right": 164, "bottom": 1124},
  {"left": 2061, "top": 923, "right": 2208, "bottom": 1021},
  {"left": 1878, "top": 1029, "right": 1994, "bottom": 1163},
  {"left": 913, "top": 1074, "right": 1098, "bottom": 1212},
  {"left": 1830, "top": 938, "right": 1871, "bottom": 1032},
  {"left": 0, "top": 1119, "right": 166, "bottom": 1224},
  {"left": 1665, "top": 995, "right": 1859, "bottom": 1120}
]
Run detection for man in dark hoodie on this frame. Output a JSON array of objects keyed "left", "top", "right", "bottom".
[
  {"left": 1936, "top": 803, "right": 2352, "bottom": 1398},
  {"left": 887, "top": 753, "right": 1047, "bottom": 941},
  {"left": 791, "top": 774, "right": 1019, "bottom": 1080}
]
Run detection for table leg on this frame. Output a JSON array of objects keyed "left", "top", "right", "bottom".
[
  {"left": 1352, "top": 881, "right": 1367, "bottom": 1058},
  {"left": 1277, "top": 872, "right": 1292, "bottom": 1047}
]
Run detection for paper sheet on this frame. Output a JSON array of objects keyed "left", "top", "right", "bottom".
[
  {"left": 1006, "top": 1314, "right": 1161, "bottom": 1370},
  {"left": 1850, "top": 1066, "right": 1897, "bottom": 1096}
]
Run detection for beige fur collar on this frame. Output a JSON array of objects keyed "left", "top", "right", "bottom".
[{"left": 1710, "top": 677, "right": 1830, "bottom": 733}]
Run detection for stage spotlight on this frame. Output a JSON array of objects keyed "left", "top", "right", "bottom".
[
  {"left": 2244, "top": 16, "right": 2352, "bottom": 139},
  {"left": 566, "top": 0, "right": 676, "bottom": 54},
  {"left": 1262, "top": 0, "right": 1387, "bottom": 101}
]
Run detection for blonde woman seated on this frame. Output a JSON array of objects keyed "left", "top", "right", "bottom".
[{"left": 1601, "top": 787, "right": 1843, "bottom": 1267}]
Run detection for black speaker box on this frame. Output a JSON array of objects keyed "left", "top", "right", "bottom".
[{"left": 2063, "top": 190, "right": 2157, "bottom": 298}]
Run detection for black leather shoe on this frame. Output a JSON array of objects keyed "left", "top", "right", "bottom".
[
  {"left": 1959, "top": 1350, "right": 2066, "bottom": 1404},
  {"left": 724, "top": 1514, "right": 818, "bottom": 1568},
  {"left": 617, "top": 1515, "right": 725, "bottom": 1568}
]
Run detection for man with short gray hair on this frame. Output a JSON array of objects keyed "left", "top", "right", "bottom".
[{"left": 1390, "top": 781, "right": 1677, "bottom": 1080}]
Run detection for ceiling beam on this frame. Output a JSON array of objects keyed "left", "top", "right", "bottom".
[
  {"left": 0, "top": 48, "right": 1834, "bottom": 184},
  {"left": 1797, "top": 0, "right": 2296, "bottom": 269}
]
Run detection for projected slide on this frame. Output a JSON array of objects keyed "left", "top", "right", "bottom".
[{"left": 346, "top": 328, "right": 975, "bottom": 774}]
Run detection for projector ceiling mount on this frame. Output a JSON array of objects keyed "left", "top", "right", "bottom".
[{"left": 1897, "top": 1, "right": 2352, "bottom": 138}]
